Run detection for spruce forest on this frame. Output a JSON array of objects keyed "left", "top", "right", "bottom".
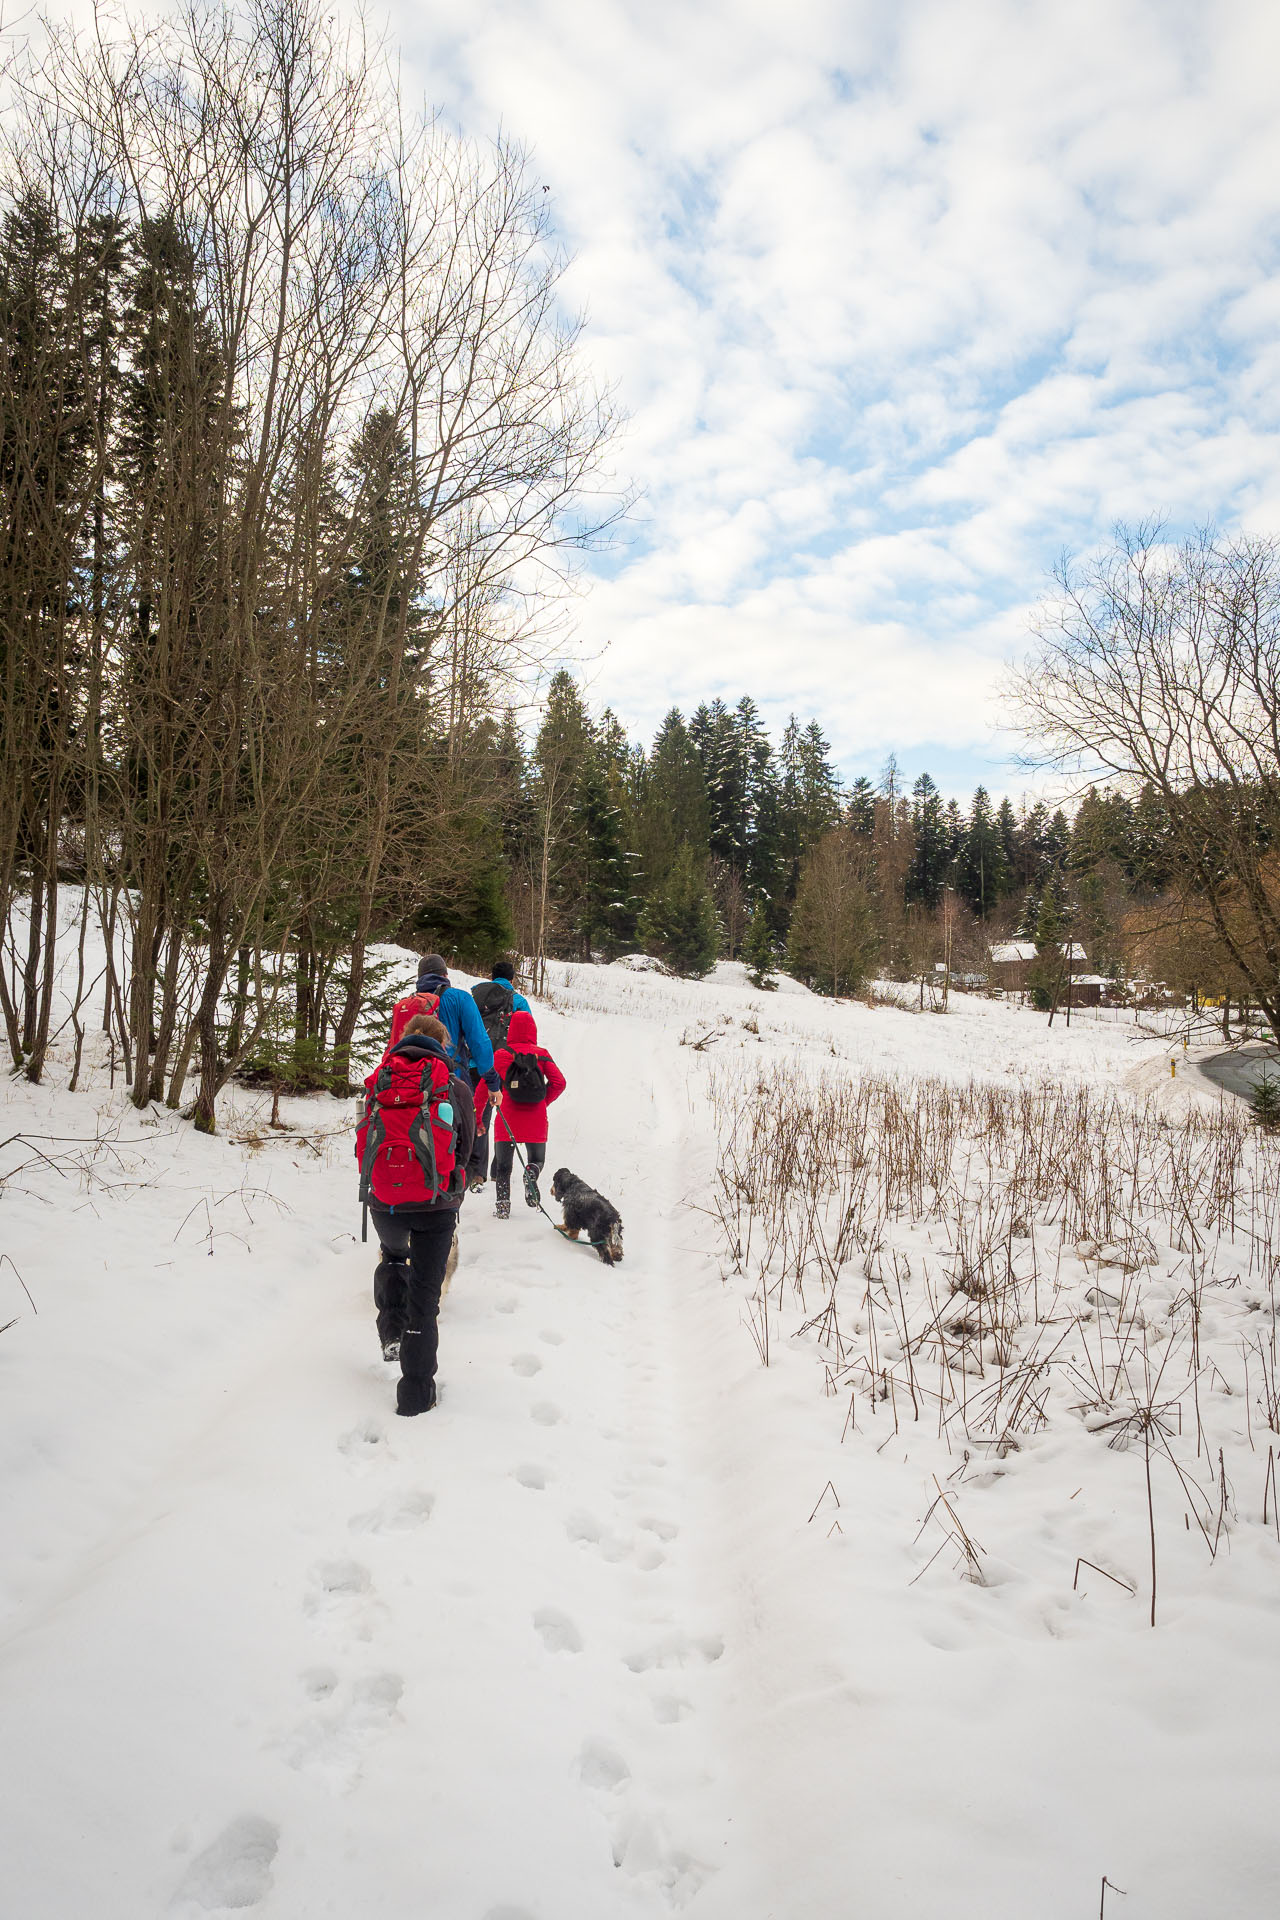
[{"left": 499, "top": 674, "right": 1189, "bottom": 998}]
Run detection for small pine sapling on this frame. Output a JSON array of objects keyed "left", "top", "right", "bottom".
[
  {"left": 1251, "top": 1068, "right": 1280, "bottom": 1133},
  {"left": 744, "top": 900, "right": 778, "bottom": 990}
]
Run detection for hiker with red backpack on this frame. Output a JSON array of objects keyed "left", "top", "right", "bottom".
[
  {"left": 490, "top": 1009, "right": 566, "bottom": 1219},
  {"left": 356, "top": 1013, "right": 477, "bottom": 1416}
]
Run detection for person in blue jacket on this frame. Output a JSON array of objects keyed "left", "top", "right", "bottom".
[
  {"left": 411, "top": 953, "right": 502, "bottom": 1089},
  {"left": 485, "top": 958, "right": 530, "bottom": 1013},
  {"left": 466, "top": 960, "right": 532, "bottom": 1189}
]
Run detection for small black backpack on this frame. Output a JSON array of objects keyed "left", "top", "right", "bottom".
[
  {"left": 503, "top": 1050, "right": 548, "bottom": 1105},
  {"left": 472, "top": 980, "right": 515, "bottom": 1048}
]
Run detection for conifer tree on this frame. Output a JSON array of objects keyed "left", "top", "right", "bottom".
[
  {"left": 788, "top": 829, "right": 877, "bottom": 996},
  {"left": 996, "top": 796, "right": 1020, "bottom": 888},
  {"left": 632, "top": 707, "right": 708, "bottom": 898},
  {"left": 638, "top": 844, "right": 719, "bottom": 977},
  {"left": 907, "top": 772, "right": 949, "bottom": 908},
  {"left": 846, "top": 776, "right": 876, "bottom": 838},
  {"left": 744, "top": 897, "right": 778, "bottom": 989},
  {"left": 954, "top": 787, "right": 1010, "bottom": 917},
  {"left": 572, "top": 748, "right": 636, "bottom": 957},
  {"left": 943, "top": 796, "right": 964, "bottom": 863},
  {"left": 745, "top": 727, "right": 784, "bottom": 908}
]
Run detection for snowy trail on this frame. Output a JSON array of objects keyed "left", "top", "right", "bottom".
[
  {"left": 0, "top": 1007, "right": 747, "bottom": 1918},
  {"left": 6, "top": 951, "right": 1280, "bottom": 1916}
]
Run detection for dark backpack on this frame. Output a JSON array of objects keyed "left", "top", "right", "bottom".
[
  {"left": 472, "top": 980, "right": 515, "bottom": 1048},
  {"left": 503, "top": 1049, "right": 548, "bottom": 1105}
]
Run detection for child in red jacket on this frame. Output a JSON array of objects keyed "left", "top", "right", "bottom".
[{"left": 488, "top": 1009, "right": 566, "bottom": 1219}]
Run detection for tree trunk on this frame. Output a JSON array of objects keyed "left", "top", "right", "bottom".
[{"left": 329, "top": 933, "right": 367, "bottom": 1094}]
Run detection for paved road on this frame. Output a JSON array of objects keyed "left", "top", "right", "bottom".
[{"left": 1199, "top": 1043, "right": 1280, "bottom": 1101}]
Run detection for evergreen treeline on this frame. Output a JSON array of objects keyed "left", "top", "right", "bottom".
[{"left": 498, "top": 673, "right": 1182, "bottom": 994}]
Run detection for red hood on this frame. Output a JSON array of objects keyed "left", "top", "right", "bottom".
[{"left": 506, "top": 1009, "right": 538, "bottom": 1047}]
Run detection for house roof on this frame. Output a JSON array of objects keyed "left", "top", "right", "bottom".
[
  {"left": 990, "top": 941, "right": 1037, "bottom": 963},
  {"left": 989, "top": 939, "right": 1088, "bottom": 965}
]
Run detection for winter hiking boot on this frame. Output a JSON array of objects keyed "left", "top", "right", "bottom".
[
  {"left": 523, "top": 1165, "right": 541, "bottom": 1210},
  {"left": 396, "top": 1376, "right": 437, "bottom": 1416},
  {"left": 494, "top": 1180, "right": 511, "bottom": 1220},
  {"left": 382, "top": 1338, "right": 401, "bottom": 1363}
]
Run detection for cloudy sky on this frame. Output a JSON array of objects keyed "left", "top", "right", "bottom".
[{"left": 392, "top": 0, "right": 1280, "bottom": 797}]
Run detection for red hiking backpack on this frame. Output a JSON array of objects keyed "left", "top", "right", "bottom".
[
  {"left": 356, "top": 1047, "right": 461, "bottom": 1207},
  {"left": 388, "top": 989, "right": 441, "bottom": 1049}
]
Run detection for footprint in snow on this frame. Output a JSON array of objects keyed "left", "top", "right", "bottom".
[
  {"left": 284, "top": 1671, "right": 404, "bottom": 1794},
  {"left": 533, "top": 1607, "right": 583, "bottom": 1654},
  {"left": 511, "top": 1353, "right": 543, "bottom": 1377},
  {"left": 611, "top": 1812, "right": 712, "bottom": 1910},
  {"left": 530, "top": 1401, "right": 562, "bottom": 1426},
  {"left": 539, "top": 1328, "right": 564, "bottom": 1345},
  {"left": 639, "top": 1517, "right": 680, "bottom": 1543},
  {"left": 651, "top": 1695, "right": 694, "bottom": 1724},
  {"left": 514, "top": 1463, "right": 552, "bottom": 1490},
  {"left": 577, "top": 1739, "right": 631, "bottom": 1793},
  {"left": 337, "top": 1420, "right": 386, "bottom": 1466},
  {"left": 303, "top": 1559, "right": 377, "bottom": 1641},
  {"left": 169, "top": 1814, "right": 278, "bottom": 1913},
  {"left": 496, "top": 1296, "right": 519, "bottom": 1315},
  {"left": 565, "top": 1510, "right": 629, "bottom": 1563},
  {"left": 348, "top": 1489, "right": 434, "bottom": 1534},
  {"left": 624, "top": 1631, "right": 724, "bottom": 1674}
]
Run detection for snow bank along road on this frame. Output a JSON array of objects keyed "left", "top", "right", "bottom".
[{"left": 2, "top": 953, "right": 1280, "bottom": 1917}]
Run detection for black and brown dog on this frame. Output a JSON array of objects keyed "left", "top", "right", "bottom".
[{"left": 550, "top": 1168, "right": 624, "bottom": 1265}]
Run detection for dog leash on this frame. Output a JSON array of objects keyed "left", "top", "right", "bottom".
[{"left": 509, "top": 1138, "right": 610, "bottom": 1250}]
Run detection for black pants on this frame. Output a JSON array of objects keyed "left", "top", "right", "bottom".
[
  {"left": 371, "top": 1205, "right": 458, "bottom": 1415},
  {"left": 492, "top": 1138, "right": 544, "bottom": 1193},
  {"left": 468, "top": 1070, "right": 491, "bottom": 1181}
]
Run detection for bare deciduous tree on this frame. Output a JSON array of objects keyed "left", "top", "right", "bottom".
[
  {"left": 1011, "top": 526, "right": 1280, "bottom": 1034},
  {"left": 0, "top": 0, "right": 619, "bottom": 1122}
]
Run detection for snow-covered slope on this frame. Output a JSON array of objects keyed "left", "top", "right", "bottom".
[{"left": 1, "top": 936, "right": 1277, "bottom": 1917}]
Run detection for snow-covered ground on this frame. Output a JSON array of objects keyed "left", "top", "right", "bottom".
[{"left": 2, "top": 918, "right": 1279, "bottom": 1917}]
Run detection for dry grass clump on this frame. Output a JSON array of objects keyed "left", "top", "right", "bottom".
[{"left": 704, "top": 1063, "right": 1280, "bottom": 1615}]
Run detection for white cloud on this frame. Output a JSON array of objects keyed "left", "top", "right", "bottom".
[{"left": 391, "top": 0, "right": 1280, "bottom": 792}]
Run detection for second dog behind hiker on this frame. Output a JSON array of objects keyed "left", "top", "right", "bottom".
[{"left": 489, "top": 1009, "right": 566, "bottom": 1219}]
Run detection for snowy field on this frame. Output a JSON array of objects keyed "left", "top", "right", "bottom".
[{"left": 2, "top": 911, "right": 1279, "bottom": 1917}]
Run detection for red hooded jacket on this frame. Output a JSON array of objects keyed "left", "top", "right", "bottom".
[{"left": 488, "top": 1009, "right": 566, "bottom": 1144}]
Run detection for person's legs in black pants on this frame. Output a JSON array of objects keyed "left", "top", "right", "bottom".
[
  {"left": 467, "top": 1070, "right": 491, "bottom": 1184},
  {"left": 492, "top": 1135, "right": 514, "bottom": 1217},
  {"left": 397, "top": 1208, "right": 458, "bottom": 1416},
  {"left": 372, "top": 1218, "right": 411, "bottom": 1359},
  {"left": 522, "top": 1141, "right": 546, "bottom": 1208}
]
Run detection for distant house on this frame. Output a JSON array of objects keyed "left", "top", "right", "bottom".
[
  {"left": 1068, "top": 973, "right": 1111, "bottom": 1008},
  {"left": 988, "top": 940, "right": 1087, "bottom": 995}
]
